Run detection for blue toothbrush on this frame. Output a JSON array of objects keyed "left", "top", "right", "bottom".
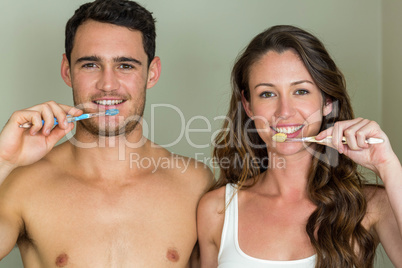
[{"left": 19, "top": 109, "right": 119, "bottom": 129}]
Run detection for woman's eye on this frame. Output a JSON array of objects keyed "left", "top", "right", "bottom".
[
  {"left": 260, "top": 92, "right": 275, "bottom": 98},
  {"left": 295, "top": 89, "right": 309, "bottom": 95}
]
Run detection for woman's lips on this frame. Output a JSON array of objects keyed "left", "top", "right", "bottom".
[{"left": 271, "top": 125, "right": 304, "bottom": 138}]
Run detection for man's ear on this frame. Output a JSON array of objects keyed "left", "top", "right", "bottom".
[
  {"left": 241, "top": 90, "right": 254, "bottom": 118},
  {"left": 146, "top": 56, "right": 161, "bottom": 89},
  {"left": 61, "top": 54, "right": 72, "bottom": 88},
  {"left": 323, "top": 97, "right": 333, "bottom": 116}
]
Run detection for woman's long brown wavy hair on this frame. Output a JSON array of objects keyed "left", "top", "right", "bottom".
[{"left": 213, "top": 25, "right": 377, "bottom": 267}]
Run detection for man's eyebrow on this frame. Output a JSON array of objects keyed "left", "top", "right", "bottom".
[
  {"left": 114, "top": 56, "right": 142, "bottom": 66},
  {"left": 74, "top": 56, "right": 142, "bottom": 66},
  {"left": 75, "top": 56, "right": 101, "bottom": 63},
  {"left": 254, "top": 80, "right": 314, "bottom": 89}
]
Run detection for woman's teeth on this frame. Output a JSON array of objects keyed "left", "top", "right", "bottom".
[
  {"left": 272, "top": 125, "right": 303, "bottom": 134},
  {"left": 94, "top": 100, "right": 124, "bottom": 106}
]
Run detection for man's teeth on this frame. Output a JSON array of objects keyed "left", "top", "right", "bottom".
[
  {"left": 95, "top": 100, "right": 124, "bottom": 106},
  {"left": 273, "top": 125, "right": 303, "bottom": 134}
]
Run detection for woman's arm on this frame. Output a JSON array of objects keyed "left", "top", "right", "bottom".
[
  {"left": 317, "top": 118, "right": 402, "bottom": 264},
  {"left": 197, "top": 187, "right": 226, "bottom": 268}
]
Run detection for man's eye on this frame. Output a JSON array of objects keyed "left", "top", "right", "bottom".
[
  {"left": 119, "top": 64, "right": 134, "bottom": 69},
  {"left": 82, "top": 63, "right": 97, "bottom": 69},
  {"left": 260, "top": 92, "right": 275, "bottom": 98},
  {"left": 295, "top": 89, "right": 309, "bottom": 95}
]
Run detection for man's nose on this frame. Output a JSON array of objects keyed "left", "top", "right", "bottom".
[{"left": 97, "top": 68, "right": 120, "bottom": 91}]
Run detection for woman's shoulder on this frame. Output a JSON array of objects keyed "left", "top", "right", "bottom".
[
  {"left": 197, "top": 185, "right": 228, "bottom": 245},
  {"left": 362, "top": 185, "right": 390, "bottom": 228},
  {"left": 363, "top": 184, "right": 388, "bottom": 207},
  {"left": 198, "top": 185, "right": 228, "bottom": 215}
]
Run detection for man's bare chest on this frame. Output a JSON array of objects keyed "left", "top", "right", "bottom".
[{"left": 19, "top": 179, "right": 197, "bottom": 267}]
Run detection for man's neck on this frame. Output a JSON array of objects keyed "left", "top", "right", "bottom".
[{"left": 67, "top": 126, "right": 150, "bottom": 181}]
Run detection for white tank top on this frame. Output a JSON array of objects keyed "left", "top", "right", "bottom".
[{"left": 218, "top": 184, "right": 316, "bottom": 268}]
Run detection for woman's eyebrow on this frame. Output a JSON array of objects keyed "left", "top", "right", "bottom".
[
  {"left": 254, "top": 80, "right": 313, "bottom": 89},
  {"left": 254, "top": 83, "right": 274, "bottom": 89},
  {"left": 290, "top": 80, "right": 314, "bottom": 86}
]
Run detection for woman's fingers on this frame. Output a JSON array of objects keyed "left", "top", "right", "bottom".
[
  {"left": 340, "top": 118, "right": 369, "bottom": 151},
  {"left": 317, "top": 118, "right": 382, "bottom": 153}
]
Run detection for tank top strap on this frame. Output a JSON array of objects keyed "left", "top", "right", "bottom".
[{"left": 218, "top": 183, "right": 238, "bottom": 259}]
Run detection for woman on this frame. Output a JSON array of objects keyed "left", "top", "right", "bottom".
[{"left": 197, "top": 25, "right": 402, "bottom": 267}]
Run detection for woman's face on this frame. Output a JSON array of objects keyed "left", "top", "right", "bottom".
[{"left": 242, "top": 49, "right": 332, "bottom": 156}]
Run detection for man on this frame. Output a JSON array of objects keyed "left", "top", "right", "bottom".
[{"left": 0, "top": 0, "right": 212, "bottom": 267}]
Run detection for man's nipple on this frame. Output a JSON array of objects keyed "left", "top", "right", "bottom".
[
  {"left": 55, "top": 253, "right": 69, "bottom": 267},
  {"left": 166, "top": 248, "right": 180, "bottom": 262}
]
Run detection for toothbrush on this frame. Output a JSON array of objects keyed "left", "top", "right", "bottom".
[
  {"left": 272, "top": 133, "right": 383, "bottom": 145},
  {"left": 19, "top": 109, "right": 119, "bottom": 129}
]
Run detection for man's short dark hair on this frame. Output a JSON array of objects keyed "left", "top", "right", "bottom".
[{"left": 65, "top": 0, "right": 156, "bottom": 66}]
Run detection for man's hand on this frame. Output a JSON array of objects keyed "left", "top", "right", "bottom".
[{"left": 0, "top": 101, "right": 82, "bottom": 181}]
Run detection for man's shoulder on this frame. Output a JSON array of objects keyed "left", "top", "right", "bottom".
[
  {"left": 148, "top": 143, "right": 212, "bottom": 175},
  {"left": 168, "top": 151, "right": 213, "bottom": 184},
  {"left": 146, "top": 143, "right": 214, "bottom": 192}
]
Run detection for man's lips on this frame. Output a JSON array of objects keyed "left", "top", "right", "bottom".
[{"left": 93, "top": 99, "right": 125, "bottom": 106}]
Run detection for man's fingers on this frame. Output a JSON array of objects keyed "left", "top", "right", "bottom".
[
  {"left": 16, "top": 102, "right": 83, "bottom": 134},
  {"left": 59, "top": 104, "right": 83, "bottom": 117},
  {"left": 46, "top": 123, "right": 75, "bottom": 149},
  {"left": 39, "top": 104, "right": 56, "bottom": 136}
]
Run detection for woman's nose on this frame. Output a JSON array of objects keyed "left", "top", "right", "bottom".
[{"left": 274, "top": 96, "right": 295, "bottom": 119}]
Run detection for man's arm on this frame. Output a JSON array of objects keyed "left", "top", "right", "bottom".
[
  {"left": 0, "top": 172, "right": 24, "bottom": 260},
  {"left": 0, "top": 102, "right": 81, "bottom": 259}
]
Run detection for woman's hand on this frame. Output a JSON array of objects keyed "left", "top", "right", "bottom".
[
  {"left": 0, "top": 102, "right": 82, "bottom": 173},
  {"left": 316, "top": 118, "right": 400, "bottom": 177}
]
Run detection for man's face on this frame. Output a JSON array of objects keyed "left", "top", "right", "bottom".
[{"left": 61, "top": 20, "right": 160, "bottom": 137}]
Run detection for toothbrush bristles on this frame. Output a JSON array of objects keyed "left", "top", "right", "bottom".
[{"left": 272, "top": 133, "right": 287, "bottom": 142}]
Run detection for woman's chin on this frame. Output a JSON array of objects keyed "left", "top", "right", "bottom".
[{"left": 269, "top": 142, "right": 311, "bottom": 156}]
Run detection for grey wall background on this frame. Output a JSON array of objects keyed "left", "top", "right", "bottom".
[{"left": 0, "top": 0, "right": 400, "bottom": 267}]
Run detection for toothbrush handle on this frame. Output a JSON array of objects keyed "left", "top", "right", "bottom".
[
  {"left": 19, "top": 119, "right": 59, "bottom": 129},
  {"left": 364, "top": 138, "right": 384, "bottom": 144},
  {"left": 324, "top": 136, "right": 384, "bottom": 145},
  {"left": 19, "top": 115, "right": 76, "bottom": 129}
]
